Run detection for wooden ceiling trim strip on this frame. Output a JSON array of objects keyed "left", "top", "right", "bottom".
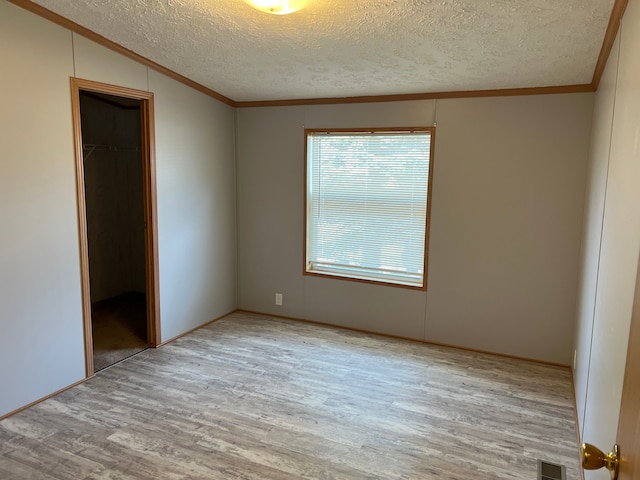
[
  {"left": 8, "top": 0, "right": 614, "bottom": 108},
  {"left": 7, "top": 0, "right": 237, "bottom": 107},
  {"left": 235, "top": 84, "right": 596, "bottom": 108},
  {"left": 591, "top": 0, "right": 630, "bottom": 90}
]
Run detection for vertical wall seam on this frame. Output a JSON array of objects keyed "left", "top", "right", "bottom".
[
  {"left": 422, "top": 289, "right": 428, "bottom": 341},
  {"left": 433, "top": 98, "right": 437, "bottom": 126},
  {"left": 71, "top": 32, "right": 76, "bottom": 76},
  {"left": 234, "top": 108, "right": 240, "bottom": 309},
  {"left": 581, "top": 25, "right": 622, "bottom": 436}
]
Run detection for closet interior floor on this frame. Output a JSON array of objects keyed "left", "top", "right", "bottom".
[{"left": 92, "top": 292, "right": 148, "bottom": 371}]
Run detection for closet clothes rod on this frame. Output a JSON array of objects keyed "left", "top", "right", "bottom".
[{"left": 82, "top": 143, "right": 140, "bottom": 161}]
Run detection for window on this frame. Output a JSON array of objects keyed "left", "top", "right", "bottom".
[{"left": 305, "top": 127, "right": 434, "bottom": 289}]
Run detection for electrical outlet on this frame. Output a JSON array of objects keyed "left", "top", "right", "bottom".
[
  {"left": 573, "top": 349, "right": 577, "bottom": 370},
  {"left": 275, "top": 293, "right": 283, "bottom": 306}
]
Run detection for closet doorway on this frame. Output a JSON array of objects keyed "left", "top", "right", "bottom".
[{"left": 71, "top": 78, "right": 160, "bottom": 375}]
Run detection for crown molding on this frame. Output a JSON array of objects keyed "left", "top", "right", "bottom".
[
  {"left": 8, "top": 0, "right": 624, "bottom": 108},
  {"left": 591, "top": 0, "right": 629, "bottom": 90},
  {"left": 6, "top": 0, "right": 236, "bottom": 107}
]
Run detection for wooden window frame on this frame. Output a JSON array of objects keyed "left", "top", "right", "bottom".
[{"left": 303, "top": 126, "right": 436, "bottom": 291}]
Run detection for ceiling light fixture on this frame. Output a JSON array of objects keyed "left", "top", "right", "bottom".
[{"left": 243, "top": 0, "right": 308, "bottom": 15}]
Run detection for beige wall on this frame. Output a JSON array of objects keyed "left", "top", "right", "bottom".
[
  {"left": 150, "top": 69, "right": 237, "bottom": 342},
  {"left": 237, "top": 94, "right": 594, "bottom": 364},
  {"left": 573, "top": 0, "right": 640, "bottom": 476},
  {"left": 4, "top": 0, "right": 627, "bottom": 428},
  {"left": 573, "top": 36, "right": 619, "bottom": 437},
  {"left": 0, "top": 1, "right": 237, "bottom": 417},
  {"left": 0, "top": 0, "right": 84, "bottom": 418}
]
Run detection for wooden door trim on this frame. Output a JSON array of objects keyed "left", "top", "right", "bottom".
[{"left": 70, "top": 77, "right": 161, "bottom": 377}]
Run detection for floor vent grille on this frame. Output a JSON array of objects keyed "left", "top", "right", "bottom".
[{"left": 537, "top": 460, "right": 566, "bottom": 480}]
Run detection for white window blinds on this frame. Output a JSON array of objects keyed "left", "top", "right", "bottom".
[{"left": 306, "top": 129, "right": 432, "bottom": 288}]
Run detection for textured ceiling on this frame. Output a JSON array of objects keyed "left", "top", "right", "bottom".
[{"left": 29, "top": 0, "right": 616, "bottom": 102}]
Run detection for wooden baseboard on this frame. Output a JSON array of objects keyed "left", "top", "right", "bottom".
[
  {"left": 157, "top": 309, "right": 236, "bottom": 347},
  {"left": 569, "top": 368, "right": 586, "bottom": 480},
  {"left": 1, "top": 310, "right": 235, "bottom": 420},
  {"left": 1, "top": 308, "right": 571, "bottom": 421},
  {"left": 0, "top": 376, "right": 94, "bottom": 421},
  {"left": 237, "top": 308, "right": 571, "bottom": 369}
]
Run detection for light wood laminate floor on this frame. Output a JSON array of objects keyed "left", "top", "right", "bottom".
[{"left": 0, "top": 311, "right": 581, "bottom": 479}]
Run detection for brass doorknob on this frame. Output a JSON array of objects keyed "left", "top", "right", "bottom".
[{"left": 581, "top": 443, "right": 619, "bottom": 480}]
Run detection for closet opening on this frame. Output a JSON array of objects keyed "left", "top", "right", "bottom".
[{"left": 71, "top": 78, "right": 160, "bottom": 376}]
